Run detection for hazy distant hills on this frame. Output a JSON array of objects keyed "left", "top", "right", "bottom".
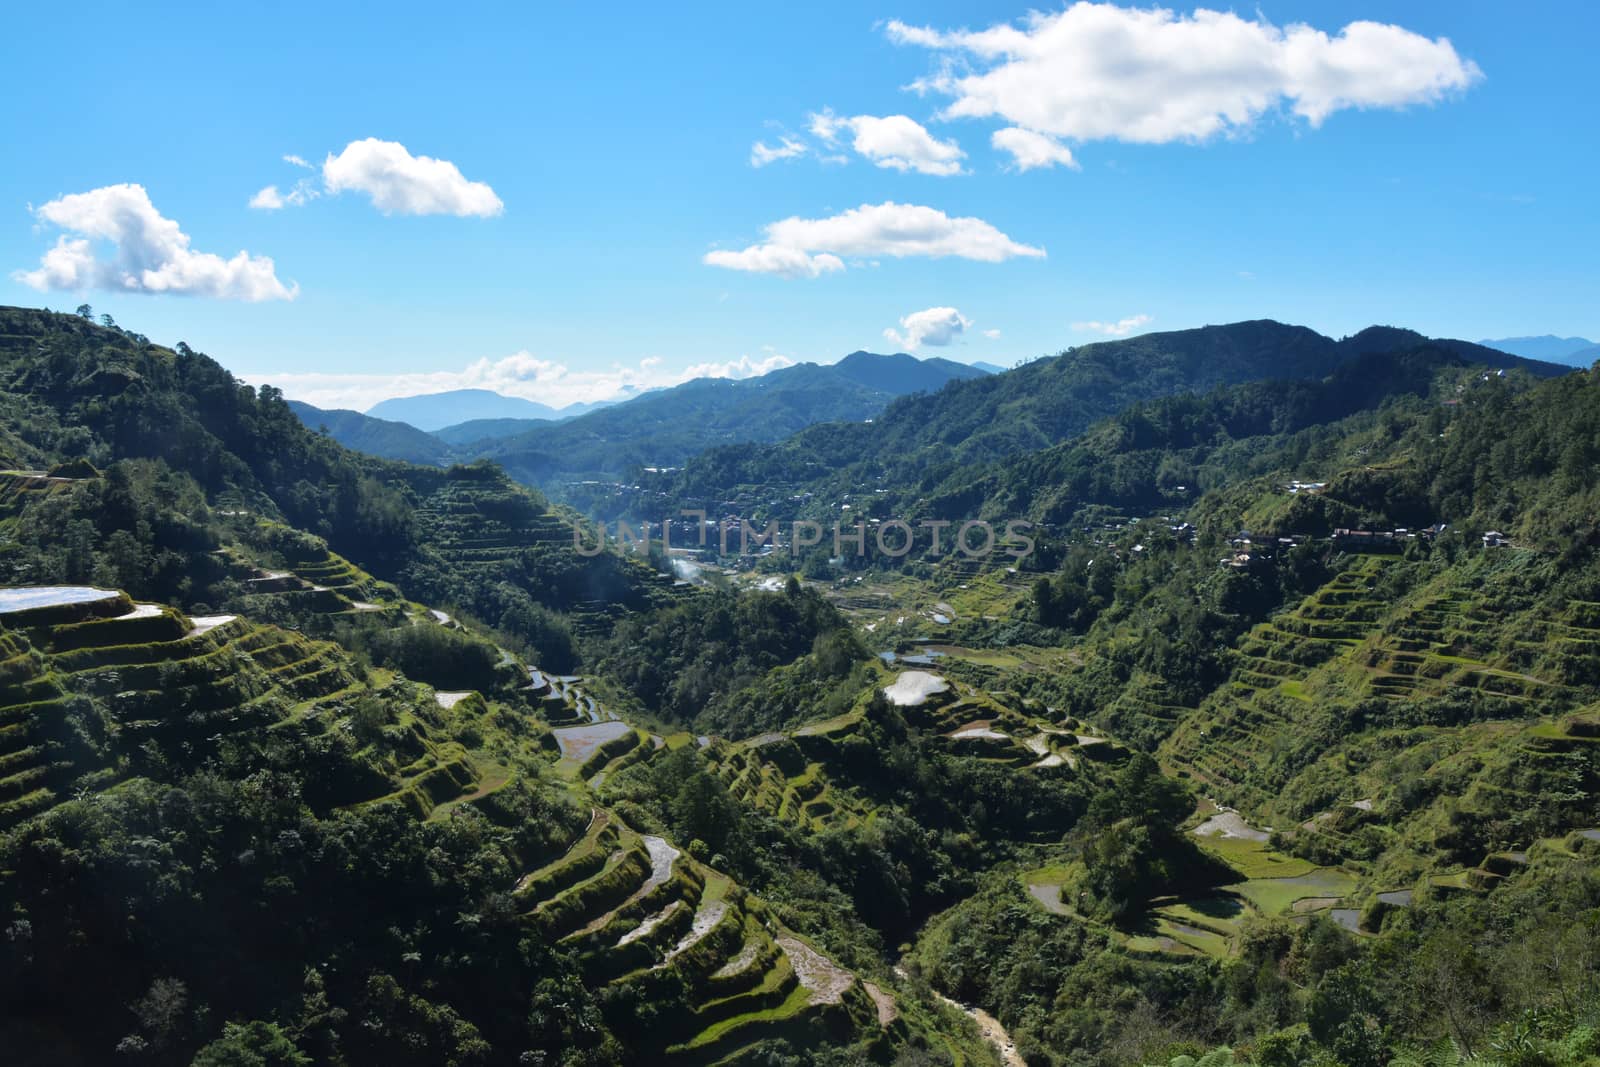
[
  {"left": 1480, "top": 334, "right": 1600, "bottom": 366},
  {"left": 433, "top": 417, "right": 550, "bottom": 447},
  {"left": 464, "top": 351, "right": 990, "bottom": 484},
  {"left": 285, "top": 327, "right": 1564, "bottom": 498},
  {"left": 287, "top": 400, "right": 454, "bottom": 466},
  {"left": 365, "top": 388, "right": 609, "bottom": 431},
  {"left": 286, "top": 350, "right": 990, "bottom": 474}
]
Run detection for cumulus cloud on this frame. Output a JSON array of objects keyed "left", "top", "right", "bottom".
[
  {"left": 684, "top": 348, "right": 796, "bottom": 379},
  {"left": 883, "top": 306, "right": 972, "bottom": 349},
  {"left": 321, "top": 138, "right": 503, "bottom": 217},
  {"left": 13, "top": 183, "right": 296, "bottom": 301},
  {"left": 1073, "top": 313, "right": 1153, "bottom": 337},
  {"left": 247, "top": 346, "right": 798, "bottom": 411},
  {"left": 249, "top": 186, "right": 286, "bottom": 210},
  {"left": 705, "top": 201, "right": 1043, "bottom": 278},
  {"left": 992, "top": 127, "right": 1079, "bottom": 171},
  {"left": 751, "top": 136, "right": 807, "bottom": 167},
  {"left": 888, "top": 4, "right": 1480, "bottom": 153},
  {"left": 809, "top": 110, "right": 965, "bottom": 175}
]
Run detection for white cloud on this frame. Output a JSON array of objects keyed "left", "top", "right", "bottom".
[
  {"left": 983, "top": 328, "right": 1002, "bottom": 339},
  {"left": 283, "top": 154, "right": 312, "bottom": 169},
  {"left": 751, "top": 135, "right": 807, "bottom": 167},
  {"left": 883, "top": 306, "right": 972, "bottom": 349},
  {"left": 888, "top": 5, "right": 1480, "bottom": 152},
  {"left": 705, "top": 201, "right": 1043, "bottom": 278},
  {"left": 321, "top": 138, "right": 503, "bottom": 217},
  {"left": 249, "top": 186, "right": 286, "bottom": 210},
  {"left": 992, "top": 127, "right": 1079, "bottom": 171},
  {"left": 703, "top": 245, "right": 845, "bottom": 279},
  {"left": 249, "top": 176, "right": 319, "bottom": 210},
  {"left": 1073, "top": 313, "right": 1153, "bottom": 337},
  {"left": 684, "top": 349, "right": 796, "bottom": 379},
  {"left": 809, "top": 109, "right": 965, "bottom": 175},
  {"left": 247, "top": 346, "right": 798, "bottom": 411},
  {"left": 13, "top": 183, "right": 296, "bottom": 301},
  {"left": 767, "top": 202, "right": 1042, "bottom": 261}
]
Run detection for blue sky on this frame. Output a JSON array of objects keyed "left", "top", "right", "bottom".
[{"left": 2, "top": 1, "right": 1595, "bottom": 410}]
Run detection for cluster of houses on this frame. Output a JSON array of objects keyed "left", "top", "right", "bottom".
[
  {"left": 1221, "top": 533, "right": 1310, "bottom": 569},
  {"left": 1216, "top": 522, "right": 1515, "bottom": 569}
]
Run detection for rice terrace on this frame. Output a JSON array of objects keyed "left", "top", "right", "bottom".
[{"left": 5, "top": 3, "right": 1600, "bottom": 1065}]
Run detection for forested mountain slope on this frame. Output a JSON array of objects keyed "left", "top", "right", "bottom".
[
  {"left": 5, "top": 306, "right": 1600, "bottom": 1067},
  {"left": 288, "top": 399, "right": 454, "bottom": 466},
  {"left": 652, "top": 322, "right": 1562, "bottom": 520},
  {"left": 469, "top": 351, "right": 989, "bottom": 486},
  {"left": 0, "top": 308, "right": 997, "bottom": 1064},
  {"left": 579, "top": 345, "right": 1600, "bottom": 1066}
]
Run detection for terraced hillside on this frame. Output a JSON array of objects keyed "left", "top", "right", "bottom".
[
  {"left": 0, "top": 583, "right": 939, "bottom": 1061},
  {"left": 475, "top": 676, "right": 929, "bottom": 1063},
  {"left": 0, "top": 584, "right": 519, "bottom": 831},
  {"left": 402, "top": 463, "right": 686, "bottom": 635},
  {"left": 502, "top": 799, "right": 892, "bottom": 1063},
  {"left": 1159, "top": 551, "right": 1587, "bottom": 814}
]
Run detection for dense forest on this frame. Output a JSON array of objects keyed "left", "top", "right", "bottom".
[{"left": 3, "top": 307, "right": 1600, "bottom": 1067}]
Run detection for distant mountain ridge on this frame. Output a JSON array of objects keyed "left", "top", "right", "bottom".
[
  {"left": 648, "top": 320, "right": 1567, "bottom": 511},
  {"left": 365, "top": 388, "right": 608, "bottom": 431},
  {"left": 287, "top": 400, "right": 453, "bottom": 466},
  {"left": 287, "top": 349, "right": 990, "bottom": 474},
  {"left": 468, "top": 350, "right": 990, "bottom": 485},
  {"left": 433, "top": 417, "right": 551, "bottom": 446},
  {"left": 1479, "top": 334, "right": 1599, "bottom": 366}
]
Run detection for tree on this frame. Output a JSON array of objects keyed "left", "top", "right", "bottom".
[
  {"left": 192, "top": 1021, "right": 311, "bottom": 1067},
  {"left": 76, "top": 303, "right": 93, "bottom": 319}
]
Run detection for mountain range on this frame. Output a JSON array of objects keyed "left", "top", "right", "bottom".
[
  {"left": 640, "top": 321, "right": 1563, "bottom": 517},
  {"left": 288, "top": 350, "right": 991, "bottom": 482},
  {"left": 3, "top": 305, "right": 1600, "bottom": 1065},
  {"left": 288, "top": 400, "right": 454, "bottom": 466},
  {"left": 365, "top": 388, "right": 610, "bottom": 431},
  {"left": 1480, "top": 334, "right": 1600, "bottom": 365}
]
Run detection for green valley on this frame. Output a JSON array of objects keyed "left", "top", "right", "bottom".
[{"left": 3, "top": 307, "right": 1600, "bottom": 1067}]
